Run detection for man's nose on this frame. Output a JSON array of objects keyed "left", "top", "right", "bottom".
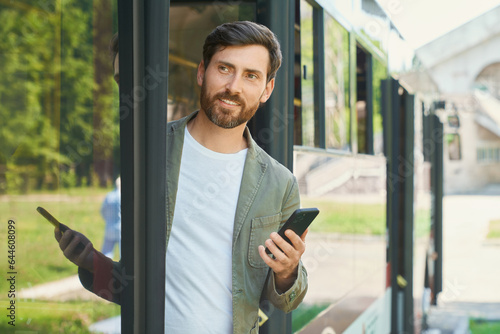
[{"left": 225, "top": 75, "right": 243, "bottom": 94}]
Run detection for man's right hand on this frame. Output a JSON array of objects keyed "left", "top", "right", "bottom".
[{"left": 54, "top": 227, "right": 94, "bottom": 273}]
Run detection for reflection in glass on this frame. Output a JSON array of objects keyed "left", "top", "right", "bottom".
[
  {"left": 359, "top": 0, "right": 389, "bottom": 53},
  {"left": 0, "top": 1, "right": 120, "bottom": 332},
  {"left": 447, "top": 133, "right": 462, "bottom": 160},
  {"left": 299, "top": 0, "right": 315, "bottom": 147},
  {"left": 356, "top": 45, "right": 370, "bottom": 154},
  {"left": 324, "top": 13, "right": 350, "bottom": 151},
  {"left": 372, "top": 57, "right": 387, "bottom": 155},
  {"left": 294, "top": 150, "right": 387, "bottom": 331},
  {"left": 447, "top": 115, "right": 460, "bottom": 128}
]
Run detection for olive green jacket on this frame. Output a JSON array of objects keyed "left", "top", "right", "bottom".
[{"left": 80, "top": 111, "right": 308, "bottom": 333}]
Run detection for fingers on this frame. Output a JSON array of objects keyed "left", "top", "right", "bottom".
[
  {"left": 62, "top": 231, "right": 82, "bottom": 259},
  {"left": 58, "top": 229, "right": 89, "bottom": 255},
  {"left": 285, "top": 230, "right": 306, "bottom": 254},
  {"left": 270, "top": 230, "right": 305, "bottom": 256},
  {"left": 259, "top": 245, "right": 282, "bottom": 269},
  {"left": 259, "top": 230, "right": 306, "bottom": 275},
  {"left": 54, "top": 227, "right": 63, "bottom": 242},
  {"left": 264, "top": 234, "right": 289, "bottom": 262},
  {"left": 58, "top": 229, "right": 74, "bottom": 252},
  {"left": 258, "top": 243, "right": 296, "bottom": 283},
  {"left": 54, "top": 226, "right": 94, "bottom": 272},
  {"left": 77, "top": 243, "right": 94, "bottom": 271},
  {"left": 300, "top": 228, "right": 309, "bottom": 242},
  {"left": 273, "top": 233, "right": 293, "bottom": 254}
]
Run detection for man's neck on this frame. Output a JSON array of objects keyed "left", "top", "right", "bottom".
[{"left": 187, "top": 111, "right": 248, "bottom": 154}]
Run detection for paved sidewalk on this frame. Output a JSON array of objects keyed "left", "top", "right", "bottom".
[
  {"left": 425, "top": 194, "right": 500, "bottom": 333},
  {"left": 19, "top": 274, "right": 99, "bottom": 302}
]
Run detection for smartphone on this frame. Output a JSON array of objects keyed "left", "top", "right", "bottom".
[
  {"left": 265, "top": 207, "right": 319, "bottom": 254},
  {"left": 37, "top": 206, "right": 86, "bottom": 252}
]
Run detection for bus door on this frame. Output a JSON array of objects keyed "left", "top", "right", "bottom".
[{"left": 382, "top": 78, "right": 417, "bottom": 334}]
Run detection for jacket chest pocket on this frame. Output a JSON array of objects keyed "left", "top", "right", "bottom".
[{"left": 248, "top": 213, "right": 282, "bottom": 268}]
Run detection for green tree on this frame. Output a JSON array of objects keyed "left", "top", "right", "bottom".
[{"left": 0, "top": 0, "right": 118, "bottom": 192}]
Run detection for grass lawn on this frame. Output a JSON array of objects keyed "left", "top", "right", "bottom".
[
  {"left": 302, "top": 198, "right": 430, "bottom": 237},
  {"left": 487, "top": 220, "right": 500, "bottom": 239},
  {"left": 0, "top": 187, "right": 117, "bottom": 332},
  {"left": 469, "top": 318, "right": 500, "bottom": 333},
  {"left": 1, "top": 188, "right": 109, "bottom": 291},
  {"left": 0, "top": 300, "right": 120, "bottom": 333},
  {"left": 302, "top": 198, "right": 386, "bottom": 235},
  {"left": 292, "top": 303, "right": 330, "bottom": 333}
]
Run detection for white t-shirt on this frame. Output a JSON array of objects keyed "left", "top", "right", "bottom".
[{"left": 164, "top": 128, "right": 247, "bottom": 333}]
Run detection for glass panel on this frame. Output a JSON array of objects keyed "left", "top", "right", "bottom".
[
  {"left": 447, "top": 115, "right": 460, "bottom": 128},
  {"left": 168, "top": 3, "right": 256, "bottom": 122},
  {"left": 356, "top": 45, "right": 370, "bottom": 154},
  {"left": 0, "top": 1, "right": 120, "bottom": 332},
  {"left": 447, "top": 133, "right": 462, "bottom": 160},
  {"left": 358, "top": 0, "right": 389, "bottom": 57},
  {"left": 324, "top": 13, "right": 350, "bottom": 151},
  {"left": 294, "top": 12, "right": 303, "bottom": 146},
  {"left": 299, "top": 0, "right": 315, "bottom": 147},
  {"left": 372, "top": 57, "right": 387, "bottom": 155},
  {"left": 293, "top": 151, "right": 388, "bottom": 331}
]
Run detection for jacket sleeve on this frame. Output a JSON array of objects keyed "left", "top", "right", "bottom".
[
  {"left": 264, "top": 260, "right": 308, "bottom": 312},
  {"left": 263, "top": 177, "right": 308, "bottom": 312},
  {"left": 78, "top": 251, "right": 124, "bottom": 305}
]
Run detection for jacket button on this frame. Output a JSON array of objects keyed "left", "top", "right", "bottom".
[{"left": 289, "top": 291, "right": 296, "bottom": 302}]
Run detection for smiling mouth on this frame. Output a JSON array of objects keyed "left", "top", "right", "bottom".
[{"left": 219, "top": 98, "right": 240, "bottom": 106}]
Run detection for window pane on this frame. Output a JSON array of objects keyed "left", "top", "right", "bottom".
[
  {"left": 0, "top": 1, "right": 120, "bottom": 332},
  {"left": 372, "top": 57, "right": 387, "bottom": 155},
  {"left": 168, "top": 3, "right": 256, "bottom": 122},
  {"left": 356, "top": 45, "right": 370, "bottom": 154},
  {"left": 299, "top": 0, "right": 315, "bottom": 147},
  {"left": 324, "top": 13, "right": 350, "bottom": 150},
  {"left": 447, "top": 133, "right": 461, "bottom": 160}
]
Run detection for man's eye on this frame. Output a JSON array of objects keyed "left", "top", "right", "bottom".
[
  {"left": 247, "top": 73, "right": 257, "bottom": 79},
  {"left": 219, "top": 66, "right": 228, "bottom": 72}
]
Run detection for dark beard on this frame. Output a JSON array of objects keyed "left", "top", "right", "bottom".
[{"left": 200, "top": 81, "right": 260, "bottom": 129}]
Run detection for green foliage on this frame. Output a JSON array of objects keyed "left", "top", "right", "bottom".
[
  {"left": 469, "top": 318, "right": 500, "bottom": 334},
  {"left": 302, "top": 198, "right": 430, "bottom": 237},
  {"left": 0, "top": 189, "right": 108, "bottom": 293},
  {"left": 303, "top": 198, "right": 386, "bottom": 235},
  {"left": 372, "top": 58, "right": 387, "bottom": 147},
  {"left": 324, "top": 13, "right": 351, "bottom": 150},
  {"left": 292, "top": 303, "right": 330, "bottom": 332},
  {"left": 0, "top": 300, "right": 120, "bottom": 333},
  {"left": 0, "top": 188, "right": 116, "bottom": 332},
  {"left": 60, "top": 168, "right": 78, "bottom": 188},
  {"left": 0, "top": 1, "right": 118, "bottom": 193},
  {"left": 414, "top": 208, "right": 431, "bottom": 238},
  {"left": 487, "top": 220, "right": 500, "bottom": 239}
]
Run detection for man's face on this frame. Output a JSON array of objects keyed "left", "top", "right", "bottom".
[{"left": 197, "top": 45, "right": 275, "bottom": 129}]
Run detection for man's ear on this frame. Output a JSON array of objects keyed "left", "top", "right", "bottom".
[
  {"left": 197, "top": 61, "right": 205, "bottom": 87},
  {"left": 260, "top": 78, "right": 275, "bottom": 103}
]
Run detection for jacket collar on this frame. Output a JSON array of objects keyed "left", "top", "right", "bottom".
[
  {"left": 166, "top": 111, "right": 268, "bottom": 248},
  {"left": 168, "top": 110, "right": 263, "bottom": 162}
]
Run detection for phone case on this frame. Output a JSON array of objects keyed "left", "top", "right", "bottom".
[{"left": 265, "top": 207, "right": 319, "bottom": 254}]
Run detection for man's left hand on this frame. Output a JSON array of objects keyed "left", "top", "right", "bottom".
[{"left": 258, "top": 229, "right": 308, "bottom": 293}]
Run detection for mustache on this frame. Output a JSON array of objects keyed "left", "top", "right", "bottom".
[{"left": 214, "top": 91, "right": 244, "bottom": 106}]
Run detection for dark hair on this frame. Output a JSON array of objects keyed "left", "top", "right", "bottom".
[
  {"left": 110, "top": 32, "right": 119, "bottom": 68},
  {"left": 202, "top": 21, "right": 282, "bottom": 82}
]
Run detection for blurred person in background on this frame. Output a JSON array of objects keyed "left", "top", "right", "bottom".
[{"left": 100, "top": 177, "right": 121, "bottom": 259}]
